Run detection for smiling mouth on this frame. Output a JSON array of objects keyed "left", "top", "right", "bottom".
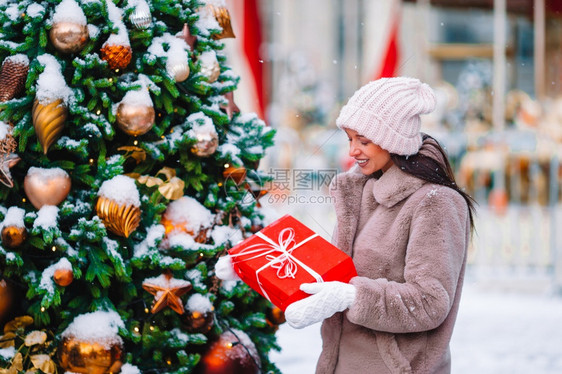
[{"left": 356, "top": 159, "right": 368, "bottom": 166}]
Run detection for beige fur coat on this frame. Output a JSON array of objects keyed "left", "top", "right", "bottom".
[{"left": 316, "top": 143, "right": 470, "bottom": 374}]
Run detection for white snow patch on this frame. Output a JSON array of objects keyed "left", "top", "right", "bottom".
[
  {"left": 98, "top": 175, "right": 140, "bottom": 207},
  {"left": 33, "top": 205, "right": 59, "bottom": 230},
  {"left": 62, "top": 310, "right": 124, "bottom": 349}
]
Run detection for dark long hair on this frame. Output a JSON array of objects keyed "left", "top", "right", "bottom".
[{"left": 388, "top": 133, "right": 476, "bottom": 232}]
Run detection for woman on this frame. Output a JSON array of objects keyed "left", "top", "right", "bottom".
[
  {"left": 216, "top": 77, "right": 475, "bottom": 373},
  {"left": 283, "top": 77, "right": 476, "bottom": 374}
]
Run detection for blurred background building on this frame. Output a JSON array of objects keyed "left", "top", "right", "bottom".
[{"left": 221, "top": 0, "right": 562, "bottom": 291}]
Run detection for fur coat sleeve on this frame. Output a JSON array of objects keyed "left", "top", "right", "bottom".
[{"left": 346, "top": 185, "right": 469, "bottom": 333}]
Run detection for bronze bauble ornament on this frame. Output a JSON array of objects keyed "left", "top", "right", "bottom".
[
  {"left": 49, "top": 21, "right": 89, "bottom": 54},
  {"left": 1, "top": 225, "right": 26, "bottom": 248},
  {"left": 95, "top": 196, "right": 141, "bottom": 238},
  {"left": 200, "top": 54, "right": 220, "bottom": 83},
  {"left": 116, "top": 102, "right": 155, "bottom": 136},
  {"left": 191, "top": 129, "right": 218, "bottom": 157},
  {"left": 23, "top": 167, "right": 71, "bottom": 209},
  {"left": 100, "top": 44, "right": 133, "bottom": 70},
  {"left": 198, "top": 330, "right": 260, "bottom": 374},
  {"left": 53, "top": 268, "right": 74, "bottom": 287},
  {"left": 32, "top": 98, "right": 67, "bottom": 154},
  {"left": 58, "top": 335, "right": 123, "bottom": 374},
  {"left": 182, "top": 309, "right": 214, "bottom": 334},
  {"left": 166, "top": 60, "right": 190, "bottom": 82},
  {"left": 0, "top": 279, "right": 13, "bottom": 322}
]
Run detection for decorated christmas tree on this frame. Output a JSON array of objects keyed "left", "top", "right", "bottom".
[{"left": 0, "top": 0, "right": 280, "bottom": 373}]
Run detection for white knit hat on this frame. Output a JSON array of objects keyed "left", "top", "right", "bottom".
[{"left": 336, "top": 77, "right": 436, "bottom": 156}]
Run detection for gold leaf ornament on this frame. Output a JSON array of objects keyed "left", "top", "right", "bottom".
[
  {"left": 118, "top": 145, "right": 146, "bottom": 164},
  {"left": 30, "top": 354, "right": 56, "bottom": 374},
  {"left": 24, "top": 330, "right": 47, "bottom": 346},
  {"left": 4, "top": 316, "right": 34, "bottom": 334},
  {"left": 0, "top": 332, "right": 16, "bottom": 348},
  {"left": 135, "top": 167, "right": 184, "bottom": 200}
]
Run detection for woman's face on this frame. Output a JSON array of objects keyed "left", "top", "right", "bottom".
[{"left": 345, "top": 128, "right": 393, "bottom": 175}]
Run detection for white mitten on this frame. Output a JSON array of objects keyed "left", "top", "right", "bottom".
[
  {"left": 214, "top": 255, "right": 241, "bottom": 281},
  {"left": 285, "top": 281, "right": 356, "bottom": 329}
]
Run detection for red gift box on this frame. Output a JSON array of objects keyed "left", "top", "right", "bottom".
[{"left": 228, "top": 214, "right": 357, "bottom": 311}]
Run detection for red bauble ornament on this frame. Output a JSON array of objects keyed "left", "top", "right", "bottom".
[{"left": 197, "top": 330, "right": 260, "bottom": 374}]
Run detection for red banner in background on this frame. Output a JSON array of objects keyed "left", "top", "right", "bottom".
[{"left": 242, "top": 0, "right": 267, "bottom": 121}]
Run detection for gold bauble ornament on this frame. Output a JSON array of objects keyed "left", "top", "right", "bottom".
[
  {"left": 100, "top": 44, "right": 132, "bottom": 70},
  {"left": 116, "top": 102, "right": 155, "bottom": 136},
  {"left": 49, "top": 21, "right": 89, "bottom": 54},
  {"left": 32, "top": 98, "right": 67, "bottom": 154},
  {"left": 95, "top": 196, "right": 141, "bottom": 237},
  {"left": 53, "top": 268, "right": 74, "bottom": 287},
  {"left": 58, "top": 335, "right": 123, "bottom": 374},
  {"left": 198, "top": 330, "right": 260, "bottom": 374},
  {"left": 181, "top": 309, "right": 214, "bottom": 334},
  {"left": 24, "top": 167, "right": 71, "bottom": 210},
  {"left": 166, "top": 60, "right": 190, "bottom": 82},
  {"left": 199, "top": 52, "right": 220, "bottom": 83},
  {"left": 1, "top": 225, "right": 26, "bottom": 248},
  {"left": 0, "top": 279, "right": 13, "bottom": 323},
  {"left": 191, "top": 130, "right": 218, "bottom": 157}
]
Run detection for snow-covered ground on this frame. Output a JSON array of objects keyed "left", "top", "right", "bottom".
[{"left": 271, "top": 280, "right": 562, "bottom": 373}]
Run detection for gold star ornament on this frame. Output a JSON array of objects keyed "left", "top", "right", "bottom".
[{"left": 142, "top": 272, "right": 192, "bottom": 314}]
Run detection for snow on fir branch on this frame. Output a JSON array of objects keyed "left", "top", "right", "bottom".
[
  {"left": 62, "top": 310, "right": 125, "bottom": 349},
  {"left": 102, "top": 237, "right": 128, "bottom": 278},
  {"left": 26, "top": 3, "right": 45, "bottom": 18},
  {"left": 133, "top": 224, "right": 165, "bottom": 259},
  {"left": 119, "top": 363, "right": 141, "bottom": 374},
  {"left": 2, "top": 206, "right": 25, "bottom": 229},
  {"left": 35, "top": 54, "right": 74, "bottom": 105},
  {"left": 33, "top": 205, "right": 60, "bottom": 231},
  {"left": 0, "top": 246, "right": 23, "bottom": 267},
  {"left": 55, "top": 237, "right": 79, "bottom": 258},
  {"left": 104, "top": 0, "right": 130, "bottom": 47},
  {"left": 52, "top": 0, "right": 87, "bottom": 25},
  {"left": 98, "top": 175, "right": 140, "bottom": 207},
  {"left": 210, "top": 225, "right": 243, "bottom": 247},
  {"left": 186, "top": 293, "right": 213, "bottom": 313}
]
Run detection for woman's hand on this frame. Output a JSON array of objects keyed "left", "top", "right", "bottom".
[
  {"left": 285, "top": 281, "right": 356, "bottom": 329},
  {"left": 214, "top": 255, "right": 241, "bottom": 281}
]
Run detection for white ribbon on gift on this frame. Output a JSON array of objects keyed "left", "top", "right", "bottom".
[{"left": 230, "top": 227, "right": 323, "bottom": 302}]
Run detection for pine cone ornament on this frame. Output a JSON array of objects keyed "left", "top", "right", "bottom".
[
  {"left": 0, "top": 55, "right": 29, "bottom": 102},
  {"left": 100, "top": 44, "right": 133, "bottom": 70}
]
